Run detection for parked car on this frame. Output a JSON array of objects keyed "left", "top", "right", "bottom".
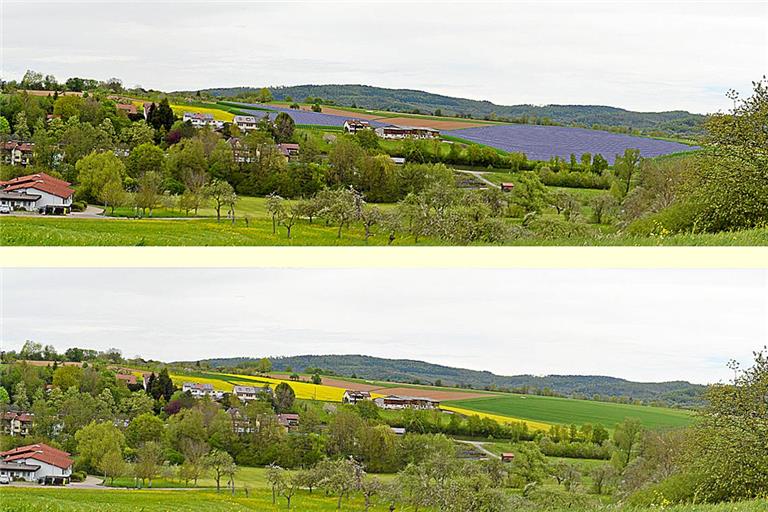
[
  {"left": 0, "top": 475, "right": 10, "bottom": 484},
  {"left": 0, "top": 205, "right": 11, "bottom": 214}
]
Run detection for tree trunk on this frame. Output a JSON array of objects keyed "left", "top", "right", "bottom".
[
  {"left": 337, "top": 223, "right": 343, "bottom": 238},
  {"left": 287, "top": 226, "right": 292, "bottom": 239}
]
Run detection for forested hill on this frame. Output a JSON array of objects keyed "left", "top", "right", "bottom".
[
  {"left": 191, "top": 84, "right": 705, "bottom": 136},
  {"left": 188, "top": 354, "right": 705, "bottom": 407}
]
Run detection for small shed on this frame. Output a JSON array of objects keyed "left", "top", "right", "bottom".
[
  {"left": 500, "top": 182, "right": 515, "bottom": 192},
  {"left": 501, "top": 452, "right": 515, "bottom": 463}
]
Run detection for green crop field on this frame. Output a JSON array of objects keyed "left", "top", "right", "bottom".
[{"left": 445, "top": 395, "right": 695, "bottom": 430}]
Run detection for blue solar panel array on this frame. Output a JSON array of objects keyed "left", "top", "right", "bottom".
[
  {"left": 230, "top": 102, "right": 388, "bottom": 128},
  {"left": 225, "top": 102, "right": 696, "bottom": 162},
  {"left": 445, "top": 124, "right": 697, "bottom": 163}
]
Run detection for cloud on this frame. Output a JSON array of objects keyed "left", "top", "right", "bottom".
[
  {"left": 2, "top": 1, "right": 765, "bottom": 113},
  {"left": 1, "top": 268, "right": 765, "bottom": 385}
]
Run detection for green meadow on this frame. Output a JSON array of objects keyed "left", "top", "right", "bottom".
[
  {"left": 445, "top": 395, "right": 695, "bottom": 430},
  {"left": 2, "top": 487, "right": 767, "bottom": 512}
]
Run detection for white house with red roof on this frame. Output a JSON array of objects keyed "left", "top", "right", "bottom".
[
  {"left": 0, "top": 443, "right": 73, "bottom": 483},
  {"left": 0, "top": 173, "right": 74, "bottom": 213}
]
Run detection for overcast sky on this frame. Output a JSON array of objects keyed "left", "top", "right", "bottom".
[
  {"left": 2, "top": 1, "right": 766, "bottom": 113},
  {"left": 1, "top": 268, "right": 765, "bottom": 385}
]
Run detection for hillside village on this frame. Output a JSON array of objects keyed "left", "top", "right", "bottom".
[{"left": 0, "top": 341, "right": 763, "bottom": 511}]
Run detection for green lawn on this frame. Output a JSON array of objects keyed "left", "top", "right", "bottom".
[
  {"left": 0, "top": 487, "right": 396, "bottom": 512},
  {"left": 2, "top": 486, "right": 766, "bottom": 512},
  {"left": 3, "top": 215, "right": 767, "bottom": 246},
  {"left": 445, "top": 395, "right": 695, "bottom": 430}
]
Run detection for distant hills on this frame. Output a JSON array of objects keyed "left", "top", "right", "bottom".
[
  {"left": 188, "top": 84, "right": 706, "bottom": 136},
  {"left": 184, "top": 354, "right": 705, "bottom": 407}
]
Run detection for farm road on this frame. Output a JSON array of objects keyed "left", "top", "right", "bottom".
[
  {"left": 456, "top": 439, "right": 500, "bottom": 459},
  {"left": 455, "top": 170, "right": 499, "bottom": 189}
]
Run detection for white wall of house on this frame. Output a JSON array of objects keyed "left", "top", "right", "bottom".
[
  {"left": 13, "top": 187, "right": 72, "bottom": 209},
  {"left": 7, "top": 457, "right": 71, "bottom": 481}
]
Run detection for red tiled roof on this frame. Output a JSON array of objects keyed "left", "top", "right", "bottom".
[
  {"left": 116, "top": 374, "right": 137, "bottom": 384},
  {"left": 3, "top": 173, "right": 74, "bottom": 199},
  {"left": 1, "top": 412, "right": 34, "bottom": 422},
  {"left": 116, "top": 103, "right": 138, "bottom": 114},
  {"left": 2, "top": 141, "right": 34, "bottom": 152},
  {"left": 1, "top": 443, "right": 73, "bottom": 469}
]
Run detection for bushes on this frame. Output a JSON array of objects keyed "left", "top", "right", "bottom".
[
  {"left": 538, "top": 168, "right": 610, "bottom": 189},
  {"left": 70, "top": 471, "right": 87, "bottom": 482},
  {"left": 626, "top": 472, "right": 701, "bottom": 506}
]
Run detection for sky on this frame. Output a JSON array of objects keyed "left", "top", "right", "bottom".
[
  {"left": 1, "top": 268, "right": 766, "bottom": 385},
  {"left": 2, "top": 1, "right": 766, "bottom": 114}
]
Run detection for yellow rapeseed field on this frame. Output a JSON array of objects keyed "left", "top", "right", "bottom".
[
  {"left": 440, "top": 404, "right": 551, "bottom": 431},
  {"left": 130, "top": 101, "right": 234, "bottom": 122}
]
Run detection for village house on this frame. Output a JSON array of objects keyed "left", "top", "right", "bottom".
[
  {"left": 374, "top": 125, "right": 440, "bottom": 140},
  {"left": 115, "top": 373, "right": 137, "bottom": 386},
  {"left": 0, "top": 412, "right": 34, "bottom": 437},
  {"left": 343, "top": 119, "right": 371, "bottom": 134},
  {"left": 227, "top": 137, "right": 252, "bottom": 164},
  {"left": 233, "top": 115, "right": 259, "bottom": 131},
  {"left": 0, "top": 443, "right": 73, "bottom": 484},
  {"left": 227, "top": 408, "right": 256, "bottom": 434},
  {"left": 277, "top": 143, "right": 300, "bottom": 160},
  {"left": 0, "top": 191, "right": 41, "bottom": 212},
  {"left": 233, "top": 385, "right": 272, "bottom": 402},
  {"left": 1, "top": 141, "right": 34, "bottom": 167},
  {"left": 116, "top": 103, "right": 138, "bottom": 116},
  {"left": 182, "top": 382, "right": 223, "bottom": 400},
  {"left": 373, "top": 395, "right": 441, "bottom": 410},
  {"left": 342, "top": 390, "right": 371, "bottom": 405},
  {"left": 277, "top": 413, "right": 300, "bottom": 430},
  {"left": 183, "top": 112, "right": 224, "bottom": 129},
  {"left": 0, "top": 173, "right": 74, "bottom": 214}
]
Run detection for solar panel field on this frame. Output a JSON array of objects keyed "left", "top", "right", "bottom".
[{"left": 446, "top": 124, "right": 698, "bottom": 162}]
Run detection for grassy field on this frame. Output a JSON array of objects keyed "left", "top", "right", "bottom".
[
  {"left": 2, "top": 487, "right": 766, "bottom": 512},
  {"left": 4, "top": 214, "right": 766, "bottom": 246},
  {"left": 0, "top": 487, "right": 397, "bottom": 512},
  {"left": 444, "top": 395, "right": 695, "bottom": 430}
]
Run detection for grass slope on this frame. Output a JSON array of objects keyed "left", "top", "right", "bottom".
[
  {"left": 3, "top": 487, "right": 766, "bottom": 512},
  {"left": 445, "top": 395, "right": 694, "bottom": 430},
  {"left": 0, "top": 487, "right": 394, "bottom": 512},
  {"left": 4, "top": 215, "right": 765, "bottom": 246}
]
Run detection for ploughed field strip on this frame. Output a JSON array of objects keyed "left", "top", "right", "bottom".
[{"left": 445, "top": 124, "right": 698, "bottom": 162}]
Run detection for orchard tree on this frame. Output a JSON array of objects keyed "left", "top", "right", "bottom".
[
  {"left": 205, "top": 179, "right": 236, "bottom": 222},
  {"left": 265, "top": 193, "right": 285, "bottom": 234},
  {"left": 204, "top": 449, "right": 235, "bottom": 492},
  {"left": 75, "top": 421, "right": 126, "bottom": 473},
  {"left": 134, "top": 441, "right": 164, "bottom": 488}
]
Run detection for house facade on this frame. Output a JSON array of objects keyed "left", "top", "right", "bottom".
[
  {"left": 277, "top": 143, "right": 300, "bottom": 160},
  {"left": 342, "top": 390, "right": 371, "bottom": 405},
  {"left": 183, "top": 112, "right": 224, "bottom": 129},
  {"left": 233, "top": 385, "right": 272, "bottom": 401},
  {"left": 373, "top": 395, "right": 440, "bottom": 410},
  {"left": 0, "top": 412, "right": 34, "bottom": 437},
  {"left": 0, "top": 173, "right": 74, "bottom": 213},
  {"left": 374, "top": 125, "right": 440, "bottom": 140},
  {"left": 233, "top": 115, "right": 259, "bottom": 131},
  {"left": 183, "top": 382, "right": 223, "bottom": 400},
  {"left": 0, "top": 444, "right": 73, "bottom": 483},
  {"left": 343, "top": 119, "right": 371, "bottom": 134},
  {"left": 1, "top": 141, "right": 34, "bottom": 167}
]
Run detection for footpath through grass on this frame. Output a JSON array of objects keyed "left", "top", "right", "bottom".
[{"left": 445, "top": 394, "right": 695, "bottom": 430}]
